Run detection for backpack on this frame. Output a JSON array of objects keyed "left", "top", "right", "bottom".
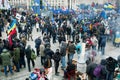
[
  {"left": 93, "top": 65, "right": 102, "bottom": 77},
  {"left": 31, "top": 49, "right": 37, "bottom": 60}
]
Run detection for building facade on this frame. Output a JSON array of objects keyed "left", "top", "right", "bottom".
[
  {"left": 8, "top": 0, "right": 114, "bottom": 10},
  {"left": 44, "top": 0, "right": 108, "bottom": 10},
  {"left": 8, "top": 0, "right": 32, "bottom": 9}
]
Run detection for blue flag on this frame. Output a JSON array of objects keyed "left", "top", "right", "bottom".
[{"left": 33, "top": 0, "right": 40, "bottom": 15}]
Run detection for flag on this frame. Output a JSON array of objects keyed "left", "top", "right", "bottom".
[
  {"left": 7, "top": 19, "right": 16, "bottom": 35},
  {"left": 9, "top": 28, "right": 17, "bottom": 36},
  {"left": 8, "top": 35, "right": 13, "bottom": 47},
  {"left": 7, "top": 19, "right": 17, "bottom": 47},
  {"left": 33, "top": 0, "right": 40, "bottom": 15}
]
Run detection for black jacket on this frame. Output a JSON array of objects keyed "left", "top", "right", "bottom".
[
  {"left": 86, "top": 63, "right": 97, "bottom": 77},
  {"left": 52, "top": 52, "right": 61, "bottom": 62},
  {"left": 25, "top": 47, "right": 32, "bottom": 59},
  {"left": 106, "top": 57, "right": 117, "bottom": 72},
  {"left": 44, "top": 48, "right": 54, "bottom": 59}
]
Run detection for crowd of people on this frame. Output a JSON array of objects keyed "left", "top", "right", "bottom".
[{"left": 0, "top": 8, "right": 120, "bottom": 80}]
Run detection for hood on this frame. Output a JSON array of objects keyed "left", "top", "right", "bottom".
[
  {"left": 2, "top": 49, "right": 8, "bottom": 53},
  {"left": 100, "top": 59, "right": 107, "bottom": 65}
]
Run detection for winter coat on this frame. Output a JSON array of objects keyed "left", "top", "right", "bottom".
[
  {"left": 13, "top": 47, "right": 20, "bottom": 63},
  {"left": 76, "top": 42, "right": 82, "bottom": 54},
  {"left": 25, "top": 47, "right": 32, "bottom": 59},
  {"left": 100, "top": 59, "right": 107, "bottom": 79},
  {"left": 0, "top": 49, "right": 11, "bottom": 66},
  {"left": 106, "top": 57, "right": 117, "bottom": 72},
  {"left": 86, "top": 62, "right": 97, "bottom": 77},
  {"left": 40, "top": 44, "right": 45, "bottom": 57},
  {"left": 19, "top": 43, "right": 25, "bottom": 58},
  {"left": 44, "top": 48, "right": 54, "bottom": 59},
  {"left": 99, "top": 35, "right": 107, "bottom": 47},
  {"left": 68, "top": 43, "right": 76, "bottom": 54},
  {"left": 52, "top": 52, "right": 61, "bottom": 62},
  {"left": 35, "top": 38, "right": 41, "bottom": 48},
  {"left": 66, "top": 63, "right": 76, "bottom": 72},
  {"left": 60, "top": 42, "right": 67, "bottom": 56}
]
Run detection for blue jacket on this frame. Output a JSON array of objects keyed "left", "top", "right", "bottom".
[
  {"left": 76, "top": 42, "right": 82, "bottom": 54},
  {"left": 35, "top": 38, "right": 41, "bottom": 48},
  {"left": 100, "top": 35, "right": 107, "bottom": 47}
]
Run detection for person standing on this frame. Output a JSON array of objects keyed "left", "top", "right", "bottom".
[
  {"left": 91, "top": 35, "right": 98, "bottom": 50},
  {"left": 39, "top": 42, "right": 45, "bottom": 65},
  {"left": 12, "top": 46, "right": 20, "bottom": 72},
  {"left": 66, "top": 24, "right": 71, "bottom": 40},
  {"left": 44, "top": 55, "right": 52, "bottom": 80},
  {"left": 35, "top": 37, "right": 41, "bottom": 56},
  {"left": 19, "top": 42, "right": 26, "bottom": 68},
  {"left": 76, "top": 40, "right": 82, "bottom": 62},
  {"left": 0, "top": 49, "right": 13, "bottom": 77},
  {"left": 60, "top": 41, "right": 67, "bottom": 70},
  {"left": 106, "top": 57, "right": 117, "bottom": 80},
  {"left": 68, "top": 41, "right": 76, "bottom": 64},
  {"left": 27, "top": 24, "right": 33, "bottom": 41},
  {"left": 36, "top": 21, "right": 39, "bottom": 32},
  {"left": 25, "top": 45, "right": 35, "bottom": 72},
  {"left": 0, "top": 17, "right": 3, "bottom": 37},
  {"left": 99, "top": 33, "right": 107, "bottom": 55},
  {"left": 53, "top": 49, "right": 61, "bottom": 76}
]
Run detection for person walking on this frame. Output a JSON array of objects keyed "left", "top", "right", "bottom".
[
  {"left": 25, "top": 45, "right": 35, "bottom": 72},
  {"left": 68, "top": 41, "right": 76, "bottom": 64},
  {"left": 76, "top": 40, "right": 82, "bottom": 62},
  {"left": 60, "top": 41, "right": 67, "bottom": 70},
  {"left": 53, "top": 49, "right": 61, "bottom": 76},
  {"left": 91, "top": 35, "right": 98, "bottom": 50},
  {"left": 27, "top": 24, "right": 33, "bottom": 41},
  {"left": 44, "top": 55, "right": 52, "bottom": 80},
  {"left": 39, "top": 42, "right": 45, "bottom": 65},
  {"left": 12, "top": 46, "right": 20, "bottom": 72},
  {"left": 35, "top": 37, "right": 41, "bottom": 56},
  {"left": 0, "top": 49, "right": 13, "bottom": 77},
  {"left": 106, "top": 57, "right": 117, "bottom": 80},
  {"left": 99, "top": 33, "right": 107, "bottom": 55}
]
